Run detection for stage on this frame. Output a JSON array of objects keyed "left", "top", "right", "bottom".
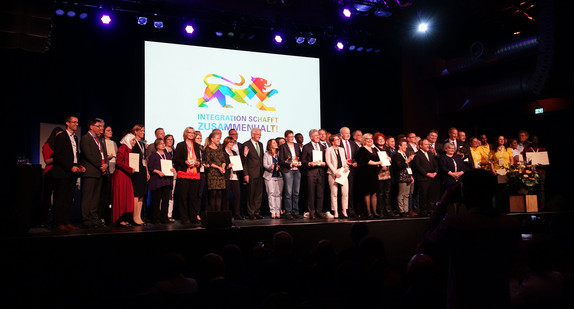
[{"left": 2, "top": 211, "right": 571, "bottom": 307}]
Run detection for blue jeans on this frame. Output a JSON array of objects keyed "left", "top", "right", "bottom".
[{"left": 282, "top": 169, "right": 301, "bottom": 214}]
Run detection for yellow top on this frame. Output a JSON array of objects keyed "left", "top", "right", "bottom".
[
  {"left": 470, "top": 147, "right": 485, "bottom": 169},
  {"left": 491, "top": 146, "right": 513, "bottom": 170}
]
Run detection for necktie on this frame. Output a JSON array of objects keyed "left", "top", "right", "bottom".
[
  {"left": 255, "top": 143, "right": 260, "bottom": 157},
  {"left": 345, "top": 140, "right": 351, "bottom": 159}
]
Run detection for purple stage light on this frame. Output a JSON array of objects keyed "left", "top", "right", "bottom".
[
  {"left": 336, "top": 41, "right": 344, "bottom": 50},
  {"left": 274, "top": 34, "right": 283, "bottom": 44},
  {"left": 100, "top": 14, "right": 112, "bottom": 25},
  {"left": 185, "top": 25, "right": 195, "bottom": 34},
  {"left": 342, "top": 8, "right": 352, "bottom": 18}
]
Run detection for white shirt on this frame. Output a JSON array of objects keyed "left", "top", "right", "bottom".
[{"left": 67, "top": 129, "right": 78, "bottom": 164}]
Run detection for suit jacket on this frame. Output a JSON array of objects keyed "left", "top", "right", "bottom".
[
  {"left": 241, "top": 139, "right": 264, "bottom": 179},
  {"left": 325, "top": 146, "right": 348, "bottom": 175},
  {"left": 80, "top": 132, "right": 108, "bottom": 178},
  {"left": 52, "top": 130, "right": 80, "bottom": 179},
  {"left": 440, "top": 154, "right": 467, "bottom": 186},
  {"left": 340, "top": 138, "right": 359, "bottom": 163},
  {"left": 412, "top": 150, "right": 438, "bottom": 182},
  {"left": 301, "top": 142, "right": 326, "bottom": 178},
  {"left": 173, "top": 141, "right": 203, "bottom": 173},
  {"left": 407, "top": 143, "right": 419, "bottom": 157},
  {"left": 278, "top": 142, "right": 302, "bottom": 174},
  {"left": 223, "top": 149, "right": 240, "bottom": 180},
  {"left": 429, "top": 142, "right": 444, "bottom": 159}
]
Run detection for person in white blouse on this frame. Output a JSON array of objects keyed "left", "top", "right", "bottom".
[
  {"left": 263, "top": 139, "right": 283, "bottom": 218},
  {"left": 325, "top": 134, "right": 350, "bottom": 218}
]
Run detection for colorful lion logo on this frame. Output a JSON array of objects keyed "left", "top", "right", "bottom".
[{"left": 198, "top": 74, "right": 278, "bottom": 111}]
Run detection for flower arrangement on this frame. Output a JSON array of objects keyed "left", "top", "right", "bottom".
[{"left": 506, "top": 162, "right": 540, "bottom": 194}]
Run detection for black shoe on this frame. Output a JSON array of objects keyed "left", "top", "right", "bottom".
[
  {"left": 233, "top": 215, "right": 245, "bottom": 220},
  {"left": 293, "top": 214, "right": 303, "bottom": 219},
  {"left": 255, "top": 214, "right": 264, "bottom": 220},
  {"left": 190, "top": 219, "right": 201, "bottom": 224},
  {"left": 285, "top": 214, "right": 294, "bottom": 220},
  {"left": 249, "top": 215, "right": 257, "bottom": 220},
  {"left": 348, "top": 212, "right": 358, "bottom": 218}
]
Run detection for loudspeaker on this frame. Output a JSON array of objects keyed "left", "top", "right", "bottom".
[{"left": 203, "top": 211, "right": 232, "bottom": 229}]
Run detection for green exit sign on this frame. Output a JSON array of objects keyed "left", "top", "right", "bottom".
[{"left": 535, "top": 107, "right": 544, "bottom": 114}]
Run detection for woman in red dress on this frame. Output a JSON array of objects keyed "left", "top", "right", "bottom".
[{"left": 111, "top": 133, "right": 136, "bottom": 226}]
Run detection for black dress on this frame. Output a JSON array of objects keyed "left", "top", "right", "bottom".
[
  {"left": 356, "top": 146, "right": 379, "bottom": 195},
  {"left": 131, "top": 140, "right": 148, "bottom": 197}
]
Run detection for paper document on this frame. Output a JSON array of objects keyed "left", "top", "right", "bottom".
[
  {"left": 526, "top": 151, "right": 549, "bottom": 166},
  {"left": 129, "top": 153, "right": 140, "bottom": 172},
  {"left": 378, "top": 151, "right": 391, "bottom": 166},
  {"left": 229, "top": 155, "right": 243, "bottom": 171},
  {"left": 161, "top": 159, "right": 173, "bottom": 176},
  {"left": 312, "top": 150, "right": 323, "bottom": 163},
  {"left": 335, "top": 168, "right": 350, "bottom": 185}
]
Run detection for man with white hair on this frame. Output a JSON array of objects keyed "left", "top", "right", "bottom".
[
  {"left": 242, "top": 128, "right": 264, "bottom": 219},
  {"left": 301, "top": 129, "right": 327, "bottom": 219}
]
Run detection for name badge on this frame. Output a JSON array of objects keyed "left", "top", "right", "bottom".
[
  {"left": 406, "top": 167, "right": 413, "bottom": 175},
  {"left": 499, "top": 158, "right": 504, "bottom": 166}
]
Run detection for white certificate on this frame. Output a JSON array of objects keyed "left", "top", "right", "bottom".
[
  {"left": 161, "top": 159, "right": 174, "bottom": 176},
  {"left": 377, "top": 151, "right": 391, "bottom": 166},
  {"left": 335, "top": 168, "right": 350, "bottom": 185},
  {"left": 129, "top": 153, "right": 140, "bottom": 172},
  {"left": 229, "top": 155, "right": 243, "bottom": 171},
  {"left": 526, "top": 151, "right": 550, "bottom": 166},
  {"left": 312, "top": 150, "right": 323, "bottom": 163}
]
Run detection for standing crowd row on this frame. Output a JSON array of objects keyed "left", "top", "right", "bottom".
[{"left": 41, "top": 115, "right": 544, "bottom": 230}]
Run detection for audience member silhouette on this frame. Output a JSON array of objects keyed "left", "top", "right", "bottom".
[{"left": 421, "top": 169, "right": 521, "bottom": 309}]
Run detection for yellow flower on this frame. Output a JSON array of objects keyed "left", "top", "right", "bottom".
[
  {"left": 523, "top": 174, "right": 529, "bottom": 178},
  {"left": 526, "top": 170, "right": 531, "bottom": 174}
]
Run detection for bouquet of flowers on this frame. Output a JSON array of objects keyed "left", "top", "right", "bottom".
[{"left": 506, "top": 162, "right": 540, "bottom": 194}]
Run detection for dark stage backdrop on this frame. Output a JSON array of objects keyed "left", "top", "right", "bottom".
[{"left": 4, "top": 7, "right": 573, "bottom": 210}]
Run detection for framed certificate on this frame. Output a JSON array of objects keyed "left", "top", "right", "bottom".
[
  {"left": 312, "top": 150, "right": 323, "bottom": 163},
  {"left": 525, "top": 151, "right": 549, "bottom": 166},
  {"left": 229, "top": 155, "right": 243, "bottom": 171},
  {"left": 161, "top": 159, "right": 174, "bottom": 176},
  {"left": 378, "top": 151, "right": 391, "bottom": 166},
  {"left": 129, "top": 153, "right": 140, "bottom": 172}
]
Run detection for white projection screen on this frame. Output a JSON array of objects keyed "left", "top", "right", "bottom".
[{"left": 144, "top": 41, "right": 321, "bottom": 145}]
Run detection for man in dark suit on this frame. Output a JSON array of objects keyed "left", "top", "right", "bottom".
[
  {"left": 444, "top": 127, "right": 468, "bottom": 160},
  {"left": 52, "top": 116, "right": 85, "bottom": 231},
  {"left": 278, "top": 130, "right": 303, "bottom": 219},
  {"left": 242, "top": 128, "right": 264, "bottom": 219},
  {"left": 80, "top": 118, "right": 109, "bottom": 228},
  {"left": 412, "top": 139, "right": 440, "bottom": 216},
  {"left": 301, "top": 129, "right": 327, "bottom": 219},
  {"left": 427, "top": 129, "right": 443, "bottom": 160},
  {"left": 340, "top": 126, "right": 360, "bottom": 217}
]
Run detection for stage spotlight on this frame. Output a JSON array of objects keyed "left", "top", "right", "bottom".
[
  {"left": 215, "top": 31, "right": 223, "bottom": 37},
  {"left": 349, "top": 45, "right": 356, "bottom": 51},
  {"left": 100, "top": 14, "right": 112, "bottom": 25},
  {"left": 274, "top": 34, "right": 283, "bottom": 44},
  {"left": 227, "top": 31, "right": 235, "bottom": 37},
  {"left": 357, "top": 46, "right": 364, "bottom": 52},
  {"left": 248, "top": 34, "right": 255, "bottom": 40},
  {"left": 185, "top": 25, "right": 195, "bottom": 35},
  {"left": 55, "top": 9, "right": 65, "bottom": 16},
  {"left": 341, "top": 8, "right": 352, "bottom": 18},
  {"left": 417, "top": 22, "right": 429, "bottom": 33},
  {"left": 295, "top": 36, "right": 305, "bottom": 44},
  {"left": 79, "top": 12, "right": 88, "bottom": 20},
  {"left": 374, "top": 49, "right": 381, "bottom": 53},
  {"left": 137, "top": 16, "right": 148, "bottom": 25},
  {"left": 336, "top": 41, "right": 345, "bottom": 50},
  {"left": 307, "top": 33, "right": 317, "bottom": 45},
  {"left": 154, "top": 21, "right": 164, "bottom": 29},
  {"left": 366, "top": 47, "right": 373, "bottom": 52},
  {"left": 67, "top": 10, "right": 76, "bottom": 18}
]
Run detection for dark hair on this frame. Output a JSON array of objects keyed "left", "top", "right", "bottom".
[
  {"left": 266, "top": 138, "right": 277, "bottom": 152},
  {"left": 223, "top": 136, "right": 235, "bottom": 148},
  {"left": 328, "top": 133, "right": 340, "bottom": 143},
  {"left": 164, "top": 134, "right": 174, "bottom": 144},
  {"left": 284, "top": 129, "right": 294, "bottom": 138},
  {"left": 154, "top": 138, "right": 164, "bottom": 147},
  {"left": 154, "top": 128, "right": 164, "bottom": 135},
  {"left": 46, "top": 127, "right": 64, "bottom": 148}
]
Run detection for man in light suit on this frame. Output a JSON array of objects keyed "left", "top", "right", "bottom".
[
  {"left": 301, "top": 129, "right": 327, "bottom": 219},
  {"left": 52, "top": 116, "right": 85, "bottom": 231},
  {"left": 80, "top": 118, "right": 109, "bottom": 228},
  {"left": 412, "top": 139, "right": 440, "bottom": 216},
  {"left": 242, "top": 128, "right": 264, "bottom": 219}
]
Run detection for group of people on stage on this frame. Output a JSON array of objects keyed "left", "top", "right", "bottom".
[{"left": 41, "top": 115, "right": 545, "bottom": 229}]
